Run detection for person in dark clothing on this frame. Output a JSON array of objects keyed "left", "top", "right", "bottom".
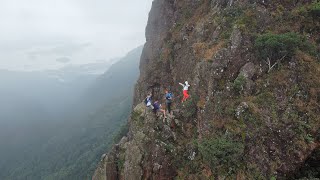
[
  {"left": 153, "top": 101, "right": 166, "bottom": 119},
  {"left": 165, "top": 90, "right": 173, "bottom": 114}
]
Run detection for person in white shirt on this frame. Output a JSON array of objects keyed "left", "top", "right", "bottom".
[{"left": 179, "top": 81, "right": 190, "bottom": 102}]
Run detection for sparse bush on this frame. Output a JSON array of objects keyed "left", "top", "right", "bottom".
[
  {"left": 117, "top": 155, "right": 125, "bottom": 171},
  {"left": 217, "top": 6, "right": 244, "bottom": 40},
  {"left": 233, "top": 75, "right": 246, "bottom": 94},
  {"left": 197, "top": 136, "right": 244, "bottom": 174},
  {"left": 236, "top": 9, "right": 258, "bottom": 31},
  {"left": 131, "top": 110, "right": 145, "bottom": 127},
  {"left": 316, "top": 129, "right": 320, "bottom": 141},
  {"left": 310, "top": 1, "right": 320, "bottom": 18},
  {"left": 305, "top": 134, "right": 315, "bottom": 143},
  {"left": 214, "top": 92, "right": 223, "bottom": 115},
  {"left": 223, "top": 6, "right": 244, "bottom": 21},
  {"left": 113, "top": 123, "right": 129, "bottom": 143},
  {"left": 182, "top": 94, "right": 199, "bottom": 118}
]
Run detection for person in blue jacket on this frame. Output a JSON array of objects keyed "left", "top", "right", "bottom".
[{"left": 165, "top": 90, "right": 173, "bottom": 114}]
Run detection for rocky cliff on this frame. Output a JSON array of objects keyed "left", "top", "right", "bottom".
[{"left": 93, "top": 0, "right": 320, "bottom": 179}]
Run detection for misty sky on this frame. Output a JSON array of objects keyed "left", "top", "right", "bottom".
[{"left": 0, "top": 0, "right": 153, "bottom": 71}]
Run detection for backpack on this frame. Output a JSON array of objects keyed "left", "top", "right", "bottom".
[
  {"left": 166, "top": 93, "right": 173, "bottom": 99},
  {"left": 145, "top": 96, "right": 152, "bottom": 107},
  {"left": 144, "top": 97, "right": 148, "bottom": 104}
]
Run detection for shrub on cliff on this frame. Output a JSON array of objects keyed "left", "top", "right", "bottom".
[
  {"left": 310, "top": 1, "right": 320, "bottom": 18},
  {"left": 255, "top": 32, "right": 306, "bottom": 61},
  {"left": 254, "top": 32, "right": 316, "bottom": 72},
  {"left": 182, "top": 94, "right": 199, "bottom": 118},
  {"left": 233, "top": 74, "right": 246, "bottom": 94},
  {"left": 113, "top": 123, "right": 129, "bottom": 143},
  {"left": 198, "top": 136, "right": 244, "bottom": 174}
]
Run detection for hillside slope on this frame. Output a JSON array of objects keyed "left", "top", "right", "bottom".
[{"left": 94, "top": 0, "right": 319, "bottom": 179}]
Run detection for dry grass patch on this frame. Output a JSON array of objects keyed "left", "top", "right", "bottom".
[
  {"left": 296, "top": 50, "right": 315, "bottom": 62},
  {"left": 192, "top": 41, "right": 225, "bottom": 61},
  {"left": 204, "top": 41, "right": 225, "bottom": 60}
]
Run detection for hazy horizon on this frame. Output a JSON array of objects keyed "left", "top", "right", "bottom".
[
  {"left": 0, "top": 0, "right": 153, "bottom": 71},
  {"left": 0, "top": 1, "right": 149, "bottom": 179}
]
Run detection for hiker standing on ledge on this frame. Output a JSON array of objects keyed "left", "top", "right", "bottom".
[
  {"left": 165, "top": 90, "right": 173, "bottom": 115},
  {"left": 179, "top": 81, "right": 190, "bottom": 102},
  {"left": 144, "top": 93, "right": 153, "bottom": 109}
]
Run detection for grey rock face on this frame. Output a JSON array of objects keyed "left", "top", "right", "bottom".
[
  {"left": 123, "top": 143, "right": 143, "bottom": 179},
  {"left": 239, "top": 62, "right": 257, "bottom": 80}
]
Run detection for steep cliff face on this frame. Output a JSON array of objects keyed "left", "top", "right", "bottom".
[{"left": 93, "top": 0, "right": 320, "bottom": 179}]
